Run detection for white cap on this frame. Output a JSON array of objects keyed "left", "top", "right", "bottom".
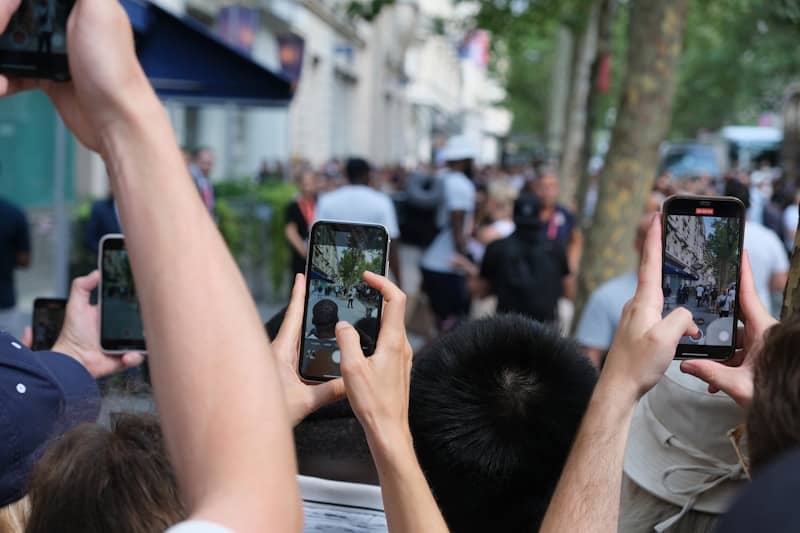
[{"left": 439, "top": 135, "right": 478, "bottom": 162}]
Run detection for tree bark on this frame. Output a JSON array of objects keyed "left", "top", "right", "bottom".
[
  {"left": 559, "top": 1, "right": 600, "bottom": 207},
  {"left": 575, "top": 0, "right": 690, "bottom": 318},
  {"left": 575, "top": 0, "right": 616, "bottom": 226},
  {"left": 547, "top": 26, "right": 575, "bottom": 161},
  {"left": 781, "top": 84, "right": 800, "bottom": 319}
]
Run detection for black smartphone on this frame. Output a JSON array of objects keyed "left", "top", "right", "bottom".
[
  {"left": 0, "top": 0, "right": 73, "bottom": 80},
  {"left": 299, "top": 221, "right": 390, "bottom": 382},
  {"left": 99, "top": 234, "right": 146, "bottom": 354},
  {"left": 662, "top": 195, "right": 746, "bottom": 360},
  {"left": 31, "top": 297, "right": 67, "bottom": 350}
]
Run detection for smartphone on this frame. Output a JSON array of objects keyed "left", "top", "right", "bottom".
[
  {"left": 0, "top": 0, "right": 73, "bottom": 80},
  {"left": 662, "top": 195, "right": 746, "bottom": 360},
  {"left": 99, "top": 234, "right": 146, "bottom": 354},
  {"left": 299, "top": 221, "right": 390, "bottom": 382},
  {"left": 31, "top": 297, "right": 67, "bottom": 350}
]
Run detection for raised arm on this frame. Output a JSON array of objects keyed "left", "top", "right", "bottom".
[
  {"left": 336, "top": 273, "right": 449, "bottom": 533},
  {"left": 540, "top": 217, "right": 697, "bottom": 533},
  {"left": 2, "top": 0, "right": 302, "bottom": 529}
]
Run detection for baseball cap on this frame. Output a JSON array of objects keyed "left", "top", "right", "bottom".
[
  {"left": 624, "top": 362, "right": 748, "bottom": 530},
  {"left": 713, "top": 448, "right": 800, "bottom": 533},
  {"left": 0, "top": 332, "right": 100, "bottom": 506},
  {"left": 513, "top": 194, "right": 541, "bottom": 229},
  {"left": 438, "top": 135, "right": 477, "bottom": 162}
]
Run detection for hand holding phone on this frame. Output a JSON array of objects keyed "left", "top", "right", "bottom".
[
  {"left": 662, "top": 195, "right": 746, "bottom": 360},
  {"left": 299, "top": 222, "right": 390, "bottom": 382}
]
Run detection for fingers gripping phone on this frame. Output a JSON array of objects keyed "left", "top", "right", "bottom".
[
  {"left": 31, "top": 297, "right": 67, "bottom": 350},
  {"left": 99, "top": 234, "right": 146, "bottom": 354},
  {"left": 0, "top": 0, "right": 73, "bottom": 80},
  {"left": 662, "top": 195, "right": 746, "bottom": 360},
  {"left": 299, "top": 221, "right": 390, "bottom": 382}
]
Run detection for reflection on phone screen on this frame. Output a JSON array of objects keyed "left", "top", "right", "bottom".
[
  {"left": 102, "top": 248, "right": 145, "bottom": 349},
  {"left": 301, "top": 225, "right": 386, "bottom": 379},
  {"left": 662, "top": 214, "right": 740, "bottom": 348},
  {"left": 0, "top": 0, "right": 69, "bottom": 55}
]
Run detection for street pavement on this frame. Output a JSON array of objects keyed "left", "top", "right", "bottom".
[{"left": 667, "top": 297, "right": 729, "bottom": 345}]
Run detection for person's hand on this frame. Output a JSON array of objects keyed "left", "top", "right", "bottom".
[
  {"left": 336, "top": 272, "right": 414, "bottom": 451},
  {"left": 52, "top": 271, "right": 144, "bottom": 378},
  {"left": 272, "top": 274, "right": 345, "bottom": 426},
  {"left": 21, "top": 326, "right": 33, "bottom": 349},
  {"left": 0, "top": 0, "right": 156, "bottom": 151},
  {"left": 680, "top": 252, "right": 777, "bottom": 407},
  {"left": 603, "top": 216, "right": 699, "bottom": 401}
]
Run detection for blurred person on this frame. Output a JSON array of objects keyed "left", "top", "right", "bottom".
[
  {"left": 782, "top": 189, "right": 799, "bottom": 252},
  {"left": 467, "top": 180, "right": 517, "bottom": 262},
  {"left": 284, "top": 170, "right": 318, "bottom": 276},
  {"left": 315, "top": 157, "right": 402, "bottom": 288},
  {"left": 0, "top": 271, "right": 144, "bottom": 517},
  {"left": 410, "top": 315, "right": 598, "bottom": 532},
  {"left": 0, "top": 196, "right": 30, "bottom": 336},
  {"left": 574, "top": 214, "right": 653, "bottom": 366},
  {"left": 459, "top": 195, "right": 569, "bottom": 324},
  {"left": 83, "top": 193, "right": 120, "bottom": 257},
  {"left": 725, "top": 180, "right": 789, "bottom": 316},
  {"left": 654, "top": 171, "right": 675, "bottom": 196},
  {"left": 24, "top": 414, "right": 185, "bottom": 533},
  {"left": 189, "top": 146, "right": 216, "bottom": 216},
  {"left": 309, "top": 299, "right": 338, "bottom": 340},
  {"left": 420, "top": 136, "right": 477, "bottom": 330}
]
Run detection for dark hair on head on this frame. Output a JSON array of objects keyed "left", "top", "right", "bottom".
[
  {"left": 725, "top": 179, "right": 750, "bottom": 209},
  {"left": 409, "top": 315, "right": 597, "bottom": 532},
  {"left": 345, "top": 158, "right": 371, "bottom": 184},
  {"left": 312, "top": 299, "right": 339, "bottom": 327},
  {"left": 191, "top": 146, "right": 212, "bottom": 158},
  {"left": 747, "top": 317, "right": 800, "bottom": 472},
  {"left": 24, "top": 414, "right": 184, "bottom": 533}
]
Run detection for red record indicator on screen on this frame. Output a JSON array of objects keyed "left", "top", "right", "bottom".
[
  {"left": 695, "top": 207, "right": 714, "bottom": 215},
  {"left": 11, "top": 30, "right": 29, "bottom": 48}
]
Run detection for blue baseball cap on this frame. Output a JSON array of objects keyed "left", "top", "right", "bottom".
[{"left": 0, "top": 332, "right": 100, "bottom": 506}]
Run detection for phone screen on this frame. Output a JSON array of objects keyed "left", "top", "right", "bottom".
[
  {"left": 32, "top": 298, "right": 66, "bottom": 350},
  {"left": 662, "top": 197, "right": 744, "bottom": 359},
  {"left": 100, "top": 237, "right": 146, "bottom": 352},
  {"left": 299, "top": 222, "right": 389, "bottom": 381},
  {"left": 0, "top": 0, "right": 72, "bottom": 79}
]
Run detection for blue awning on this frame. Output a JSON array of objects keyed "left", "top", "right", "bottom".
[
  {"left": 120, "top": 0, "right": 292, "bottom": 106},
  {"left": 663, "top": 262, "right": 699, "bottom": 280}
]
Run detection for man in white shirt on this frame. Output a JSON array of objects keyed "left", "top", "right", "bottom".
[
  {"left": 420, "top": 135, "right": 477, "bottom": 330},
  {"left": 315, "top": 158, "right": 402, "bottom": 288}
]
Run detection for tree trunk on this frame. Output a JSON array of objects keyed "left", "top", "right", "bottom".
[
  {"left": 575, "top": 0, "right": 616, "bottom": 226},
  {"left": 575, "top": 0, "right": 690, "bottom": 318},
  {"left": 559, "top": 1, "right": 601, "bottom": 207},
  {"left": 781, "top": 84, "right": 800, "bottom": 319},
  {"left": 546, "top": 26, "right": 575, "bottom": 161}
]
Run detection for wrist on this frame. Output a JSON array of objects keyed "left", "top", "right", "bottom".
[
  {"left": 51, "top": 337, "right": 87, "bottom": 373},
  {"left": 595, "top": 371, "right": 641, "bottom": 410},
  {"left": 98, "top": 90, "right": 169, "bottom": 162},
  {"left": 365, "top": 424, "right": 415, "bottom": 468}
]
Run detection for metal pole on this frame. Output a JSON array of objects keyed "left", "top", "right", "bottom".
[{"left": 53, "top": 115, "right": 70, "bottom": 296}]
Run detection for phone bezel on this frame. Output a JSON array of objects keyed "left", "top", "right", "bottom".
[
  {"left": 298, "top": 221, "right": 390, "bottom": 382},
  {"left": 98, "top": 234, "right": 147, "bottom": 354},
  {"left": 662, "top": 194, "right": 746, "bottom": 361},
  {"left": 31, "top": 297, "right": 67, "bottom": 350}
]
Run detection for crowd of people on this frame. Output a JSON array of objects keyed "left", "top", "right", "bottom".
[{"left": 2, "top": 0, "right": 800, "bottom": 532}]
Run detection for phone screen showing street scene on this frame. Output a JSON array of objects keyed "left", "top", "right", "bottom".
[
  {"left": 31, "top": 299, "right": 66, "bottom": 351},
  {"left": 0, "top": 0, "right": 69, "bottom": 54},
  {"left": 663, "top": 213, "right": 741, "bottom": 355},
  {"left": 101, "top": 243, "right": 146, "bottom": 352},
  {"left": 300, "top": 222, "right": 388, "bottom": 381}
]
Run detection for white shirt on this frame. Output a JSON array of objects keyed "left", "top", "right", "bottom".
[
  {"left": 315, "top": 185, "right": 399, "bottom": 238},
  {"left": 783, "top": 204, "right": 798, "bottom": 250},
  {"left": 744, "top": 220, "right": 789, "bottom": 310},
  {"left": 420, "top": 170, "right": 476, "bottom": 273},
  {"left": 696, "top": 286, "right": 704, "bottom": 297}
]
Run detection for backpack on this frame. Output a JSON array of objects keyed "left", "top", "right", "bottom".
[{"left": 397, "top": 173, "right": 444, "bottom": 248}]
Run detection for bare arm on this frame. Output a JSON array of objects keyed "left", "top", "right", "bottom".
[
  {"left": 450, "top": 210, "right": 467, "bottom": 256},
  {"left": 541, "top": 217, "right": 697, "bottom": 533},
  {"left": 284, "top": 221, "right": 307, "bottom": 259},
  {"left": 337, "top": 274, "right": 449, "bottom": 533},
  {"left": 25, "top": 0, "right": 304, "bottom": 529}
]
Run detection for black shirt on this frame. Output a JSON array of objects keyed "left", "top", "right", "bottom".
[
  {"left": 286, "top": 200, "right": 310, "bottom": 275},
  {"left": 480, "top": 231, "right": 569, "bottom": 323},
  {"left": 0, "top": 198, "right": 31, "bottom": 309}
]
